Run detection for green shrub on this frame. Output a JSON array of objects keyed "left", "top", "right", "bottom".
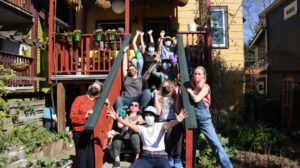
[
  {"left": 195, "top": 133, "right": 237, "bottom": 168},
  {"left": 221, "top": 121, "right": 285, "bottom": 152}
]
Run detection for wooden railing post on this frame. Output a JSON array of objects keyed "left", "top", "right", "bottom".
[{"left": 48, "top": 0, "right": 55, "bottom": 82}]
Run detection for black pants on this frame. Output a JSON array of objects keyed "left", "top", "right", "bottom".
[
  {"left": 165, "top": 122, "right": 184, "bottom": 157},
  {"left": 73, "top": 131, "right": 95, "bottom": 168},
  {"left": 112, "top": 133, "right": 141, "bottom": 158}
]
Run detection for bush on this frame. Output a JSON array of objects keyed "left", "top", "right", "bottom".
[
  {"left": 195, "top": 133, "right": 237, "bottom": 168},
  {"left": 221, "top": 121, "right": 285, "bottom": 152}
]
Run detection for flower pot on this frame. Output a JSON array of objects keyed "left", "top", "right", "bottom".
[
  {"left": 109, "top": 33, "right": 115, "bottom": 41},
  {"left": 66, "top": 32, "right": 73, "bottom": 43},
  {"left": 74, "top": 32, "right": 81, "bottom": 42},
  {"left": 103, "top": 34, "right": 109, "bottom": 41},
  {"left": 94, "top": 32, "right": 103, "bottom": 42}
]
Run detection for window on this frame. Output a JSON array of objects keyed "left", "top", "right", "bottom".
[{"left": 210, "top": 6, "right": 228, "bottom": 48}]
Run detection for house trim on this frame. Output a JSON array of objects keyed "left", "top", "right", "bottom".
[{"left": 259, "top": 0, "right": 287, "bottom": 17}]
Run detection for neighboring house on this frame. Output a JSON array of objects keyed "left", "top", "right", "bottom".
[
  {"left": 47, "top": 0, "right": 244, "bottom": 167},
  {"left": 248, "top": 28, "right": 268, "bottom": 95},
  {"left": 250, "top": 0, "right": 300, "bottom": 129},
  {"left": 0, "top": 0, "right": 68, "bottom": 128}
]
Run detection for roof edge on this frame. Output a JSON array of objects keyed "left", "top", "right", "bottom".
[
  {"left": 259, "top": 0, "right": 287, "bottom": 17},
  {"left": 249, "top": 28, "right": 265, "bottom": 49}
]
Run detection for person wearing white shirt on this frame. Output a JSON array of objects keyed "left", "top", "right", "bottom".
[{"left": 107, "top": 105, "right": 187, "bottom": 168}]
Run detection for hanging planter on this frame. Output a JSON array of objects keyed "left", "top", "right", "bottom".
[
  {"left": 117, "top": 27, "right": 125, "bottom": 40},
  {"left": 95, "top": 0, "right": 111, "bottom": 9},
  {"left": 94, "top": 29, "right": 103, "bottom": 42},
  {"left": 10, "top": 63, "right": 30, "bottom": 72},
  {"left": 73, "top": 30, "right": 81, "bottom": 42},
  {"left": 103, "top": 32, "right": 109, "bottom": 41},
  {"left": 66, "top": 0, "right": 81, "bottom": 6}
]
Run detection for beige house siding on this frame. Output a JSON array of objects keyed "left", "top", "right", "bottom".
[{"left": 75, "top": 0, "right": 245, "bottom": 113}]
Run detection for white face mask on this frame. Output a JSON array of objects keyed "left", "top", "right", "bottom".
[
  {"left": 148, "top": 47, "right": 155, "bottom": 53},
  {"left": 164, "top": 41, "right": 171, "bottom": 47},
  {"left": 145, "top": 116, "right": 155, "bottom": 125}
]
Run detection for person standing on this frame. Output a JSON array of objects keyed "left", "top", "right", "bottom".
[
  {"left": 70, "top": 81, "right": 107, "bottom": 168},
  {"left": 107, "top": 105, "right": 187, "bottom": 168},
  {"left": 187, "top": 66, "right": 232, "bottom": 168},
  {"left": 154, "top": 80, "right": 184, "bottom": 168}
]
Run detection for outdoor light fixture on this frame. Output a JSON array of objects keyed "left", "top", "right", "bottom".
[{"left": 112, "top": 0, "right": 125, "bottom": 14}]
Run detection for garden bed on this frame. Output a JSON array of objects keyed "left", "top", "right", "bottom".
[{"left": 233, "top": 151, "right": 299, "bottom": 168}]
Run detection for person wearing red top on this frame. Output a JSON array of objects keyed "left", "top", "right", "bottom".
[{"left": 70, "top": 81, "right": 106, "bottom": 168}]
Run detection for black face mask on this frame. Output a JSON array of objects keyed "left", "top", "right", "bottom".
[
  {"left": 88, "top": 87, "right": 100, "bottom": 96},
  {"left": 162, "top": 87, "right": 171, "bottom": 95}
]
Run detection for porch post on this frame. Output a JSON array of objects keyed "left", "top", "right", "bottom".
[
  {"left": 57, "top": 83, "right": 66, "bottom": 132},
  {"left": 125, "top": 0, "right": 130, "bottom": 34},
  {"left": 48, "top": 0, "right": 55, "bottom": 83},
  {"left": 31, "top": 2, "right": 38, "bottom": 91},
  {"left": 206, "top": 0, "right": 212, "bottom": 85}
]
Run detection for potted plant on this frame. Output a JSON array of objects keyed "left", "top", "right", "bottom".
[
  {"left": 108, "top": 29, "right": 116, "bottom": 41},
  {"left": 73, "top": 30, "right": 81, "bottom": 42},
  {"left": 94, "top": 29, "right": 103, "bottom": 42},
  {"left": 65, "top": 32, "right": 73, "bottom": 43}
]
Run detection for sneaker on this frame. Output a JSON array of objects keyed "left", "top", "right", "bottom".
[
  {"left": 112, "top": 161, "right": 120, "bottom": 168},
  {"left": 168, "top": 157, "right": 174, "bottom": 167},
  {"left": 174, "top": 157, "right": 183, "bottom": 168}
]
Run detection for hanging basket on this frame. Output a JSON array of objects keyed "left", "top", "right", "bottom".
[
  {"left": 176, "top": 0, "right": 189, "bottom": 7},
  {"left": 95, "top": 0, "right": 111, "bottom": 9},
  {"left": 66, "top": 0, "right": 81, "bottom": 6},
  {"left": 10, "top": 63, "right": 30, "bottom": 72}
]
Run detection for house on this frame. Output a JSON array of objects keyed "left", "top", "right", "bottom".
[
  {"left": 0, "top": 0, "right": 69, "bottom": 129},
  {"left": 47, "top": 0, "right": 244, "bottom": 167},
  {"left": 249, "top": 0, "right": 300, "bottom": 129}
]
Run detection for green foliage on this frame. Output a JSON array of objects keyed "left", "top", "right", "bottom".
[
  {"left": 195, "top": 133, "right": 237, "bottom": 168},
  {"left": 0, "top": 64, "right": 14, "bottom": 111},
  {"left": 221, "top": 121, "right": 285, "bottom": 152}
]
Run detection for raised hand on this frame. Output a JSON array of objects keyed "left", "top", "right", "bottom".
[
  {"left": 147, "top": 29, "right": 153, "bottom": 35},
  {"left": 160, "top": 30, "right": 166, "bottom": 37},
  {"left": 176, "top": 109, "right": 188, "bottom": 122},
  {"left": 107, "top": 105, "right": 119, "bottom": 120},
  {"left": 140, "top": 31, "right": 144, "bottom": 36}
]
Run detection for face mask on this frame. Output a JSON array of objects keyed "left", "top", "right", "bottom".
[
  {"left": 162, "top": 87, "right": 171, "bottom": 95},
  {"left": 148, "top": 47, "right": 155, "bottom": 54},
  {"left": 162, "top": 63, "right": 170, "bottom": 70},
  {"left": 194, "top": 74, "right": 205, "bottom": 82},
  {"left": 88, "top": 87, "right": 100, "bottom": 96},
  {"left": 164, "top": 41, "right": 171, "bottom": 47},
  {"left": 145, "top": 116, "right": 155, "bottom": 125}
]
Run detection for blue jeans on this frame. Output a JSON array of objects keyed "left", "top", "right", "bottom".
[
  {"left": 193, "top": 101, "right": 232, "bottom": 168},
  {"left": 130, "top": 154, "right": 171, "bottom": 168},
  {"left": 115, "top": 89, "right": 152, "bottom": 110},
  {"left": 131, "top": 58, "right": 144, "bottom": 77}
]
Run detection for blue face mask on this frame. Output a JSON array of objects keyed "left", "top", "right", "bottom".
[
  {"left": 148, "top": 47, "right": 155, "bottom": 54},
  {"left": 162, "top": 63, "right": 170, "bottom": 70},
  {"left": 145, "top": 116, "right": 155, "bottom": 125}
]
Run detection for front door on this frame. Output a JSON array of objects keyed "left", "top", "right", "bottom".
[{"left": 143, "top": 18, "right": 171, "bottom": 44}]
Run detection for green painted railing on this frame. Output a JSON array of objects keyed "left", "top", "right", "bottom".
[
  {"left": 177, "top": 34, "right": 197, "bottom": 129},
  {"left": 85, "top": 34, "right": 131, "bottom": 130}
]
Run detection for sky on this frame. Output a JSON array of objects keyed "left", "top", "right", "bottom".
[{"left": 243, "top": 0, "right": 275, "bottom": 44}]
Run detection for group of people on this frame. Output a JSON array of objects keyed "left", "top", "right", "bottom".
[{"left": 69, "top": 30, "right": 233, "bottom": 168}]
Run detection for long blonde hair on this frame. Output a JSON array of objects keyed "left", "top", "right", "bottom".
[
  {"left": 159, "top": 80, "right": 177, "bottom": 104},
  {"left": 191, "top": 66, "right": 207, "bottom": 89}
]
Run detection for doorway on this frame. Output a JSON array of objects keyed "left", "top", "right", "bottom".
[{"left": 143, "top": 18, "right": 171, "bottom": 44}]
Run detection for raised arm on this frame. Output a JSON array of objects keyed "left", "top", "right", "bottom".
[
  {"left": 107, "top": 106, "right": 139, "bottom": 133},
  {"left": 122, "top": 46, "right": 129, "bottom": 77},
  {"left": 187, "top": 84, "right": 209, "bottom": 103},
  {"left": 140, "top": 32, "right": 146, "bottom": 53},
  {"left": 153, "top": 90, "right": 162, "bottom": 116},
  {"left": 147, "top": 29, "right": 154, "bottom": 44},
  {"left": 163, "top": 108, "right": 187, "bottom": 130},
  {"left": 132, "top": 30, "right": 140, "bottom": 52}
]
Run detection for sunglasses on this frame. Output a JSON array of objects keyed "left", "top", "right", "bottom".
[{"left": 130, "top": 103, "right": 139, "bottom": 107}]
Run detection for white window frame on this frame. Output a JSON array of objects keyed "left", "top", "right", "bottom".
[{"left": 210, "top": 6, "right": 229, "bottom": 48}]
